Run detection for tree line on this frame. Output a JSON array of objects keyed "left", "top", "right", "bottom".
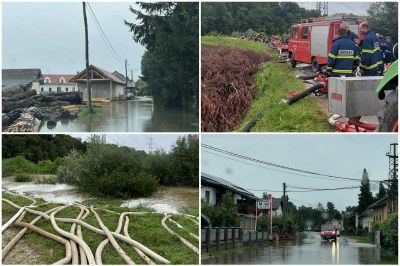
[
  {"left": 3, "top": 134, "right": 199, "bottom": 198},
  {"left": 201, "top": 2, "right": 321, "bottom": 36},
  {"left": 125, "top": 2, "right": 199, "bottom": 110}
]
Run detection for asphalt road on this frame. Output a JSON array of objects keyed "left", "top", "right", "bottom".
[{"left": 202, "top": 231, "right": 397, "bottom": 264}]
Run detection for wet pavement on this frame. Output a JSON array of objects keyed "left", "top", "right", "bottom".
[
  {"left": 202, "top": 231, "right": 398, "bottom": 264},
  {"left": 39, "top": 97, "right": 198, "bottom": 132}
]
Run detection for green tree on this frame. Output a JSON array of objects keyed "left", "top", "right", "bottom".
[
  {"left": 367, "top": 2, "right": 398, "bottom": 41},
  {"left": 375, "top": 182, "right": 387, "bottom": 200},
  {"left": 358, "top": 169, "right": 374, "bottom": 214},
  {"left": 125, "top": 2, "right": 198, "bottom": 109}
]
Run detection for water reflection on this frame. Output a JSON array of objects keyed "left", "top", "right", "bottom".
[
  {"left": 202, "top": 232, "right": 397, "bottom": 264},
  {"left": 39, "top": 99, "right": 198, "bottom": 132}
]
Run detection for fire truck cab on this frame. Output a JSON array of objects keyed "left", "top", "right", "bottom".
[{"left": 288, "top": 17, "right": 364, "bottom": 72}]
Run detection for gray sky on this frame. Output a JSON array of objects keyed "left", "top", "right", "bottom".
[
  {"left": 298, "top": 2, "right": 371, "bottom": 16},
  {"left": 202, "top": 134, "right": 397, "bottom": 211},
  {"left": 69, "top": 134, "right": 188, "bottom": 153},
  {"left": 2, "top": 2, "right": 145, "bottom": 79}
]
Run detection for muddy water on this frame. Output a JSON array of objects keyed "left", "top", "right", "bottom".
[
  {"left": 3, "top": 179, "right": 198, "bottom": 213},
  {"left": 39, "top": 97, "right": 198, "bottom": 132},
  {"left": 203, "top": 232, "right": 398, "bottom": 264},
  {"left": 121, "top": 186, "right": 199, "bottom": 213}
]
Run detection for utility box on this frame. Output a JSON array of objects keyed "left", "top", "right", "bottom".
[{"left": 328, "top": 76, "right": 384, "bottom": 117}]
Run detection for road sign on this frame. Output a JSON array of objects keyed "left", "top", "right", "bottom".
[{"left": 257, "top": 200, "right": 270, "bottom": 210}]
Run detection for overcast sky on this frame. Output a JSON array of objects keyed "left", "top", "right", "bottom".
[
  {"left": 69, "top": 134, "right": 188, "bottom": 153},
  {"left": 298, "top": 2, "right": 371, "bottom": 16},
  {"left": 202, "top": 134, "right": 397, "bottom": 211},
  {"left": 2, "top": 2, "right": 145, "bottom": 79}
]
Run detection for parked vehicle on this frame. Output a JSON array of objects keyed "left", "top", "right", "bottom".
[
  {"left": 288, "top": 16, "right": 364, "bottom": 72},
  {"left": 320, "top": 224, "right": 339, "bottom": 240}
]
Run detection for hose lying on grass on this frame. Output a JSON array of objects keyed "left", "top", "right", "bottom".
[
  {"left": 2, "top": 193, "right": 198, "bottom": 265},
  {"left": 161, "top": 215, "right": 199, "bottom": 255}
]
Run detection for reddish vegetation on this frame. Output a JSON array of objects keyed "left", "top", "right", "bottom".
[{"left": 201, "top": 46, "right": 268, "bottom": 132}]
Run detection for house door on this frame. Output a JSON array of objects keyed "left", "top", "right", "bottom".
[{"left": 57, "top": 87, "right": 61, "bottom": 92}]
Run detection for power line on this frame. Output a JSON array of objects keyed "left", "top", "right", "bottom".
[
  {"left": 86, "top": 3, "right": 123, "bottom": 62},
  {"left": 203, "top": 149, "right": 357, "bottom": 182},
  {"left": 202, "top": 144, "right": 380, "bottom": 183}
]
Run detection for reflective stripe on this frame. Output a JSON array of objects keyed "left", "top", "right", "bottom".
[
  {"left": 360, "top": 61, "right": 383, "bottom": 70},
  {"left": 328, "top": 53, "right": 336, "bottom": 59},
  {"left": 326, "top": 66, "right": 332, "bottom": 70},
  {"left": 332, "top": 69, "right": 353, "bottom": 73},
  {"left": 336, "top": 55, "right": 357, "bottom": 59},
  {"left": 362, "top": 47, "right": 380, "bottom": 53},
  {"left": 354, "top": 56, "right": 360, "bottom": 60}
]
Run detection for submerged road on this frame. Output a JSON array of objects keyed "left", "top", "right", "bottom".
[{"left": 202, "top": 231, "right": 397, "bottom": 264}]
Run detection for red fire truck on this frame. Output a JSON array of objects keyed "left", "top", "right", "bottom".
[{"left": 288, "top": 16, "right": 365, "bottom": 72}]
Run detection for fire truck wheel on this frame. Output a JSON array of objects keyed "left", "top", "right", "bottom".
[
  {"left": 312, "top": 58, "right": 321, "bottom": 72},
  {"left": 377, "top": 89, "right": 398, "bottom": 132},
  {"left": 290, "top": 57, "right": 297, "bottom": 68}
]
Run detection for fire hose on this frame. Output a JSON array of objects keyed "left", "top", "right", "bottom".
[
  {"left": 281, "top": 83, "right": 325, "bottom": 105},
  {"left": 2, "top": 195, "right": 197, "bottom": 265}
]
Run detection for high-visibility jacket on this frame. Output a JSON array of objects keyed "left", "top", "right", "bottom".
[
  {"left": 360, "top": 30, "right": 384, "bottom": 75},
  {"left": 327, "top": 36, "right": 359, "bottom": 76}
]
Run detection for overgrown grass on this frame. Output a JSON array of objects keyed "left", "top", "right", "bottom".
[
  {"left": 15, "top": 173, "right": 33, "bottom": 182},
  {"left": 237, "top": 62, "right": 333, "bottom": 132},
  {"left": 202, "top": 35, "right": 275, "bottom": 55},
  {"left": 77, "top": 106, "right": 100, "bottom": 118},
  {"left": 2, "top": 192, "right": 198, "bottom": 264}
]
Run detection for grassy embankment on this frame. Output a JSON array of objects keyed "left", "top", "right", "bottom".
[
  {"left": 202, "top": 35, "right": 331, "bottom": 132},
  {"left": 346, "top": 234, "right": 373, "bottom": 244},
  {"left": 2, "top": 192, "right": 199, "bottom": 265}
]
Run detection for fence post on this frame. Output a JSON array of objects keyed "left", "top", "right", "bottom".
[
  {"left": 224, "top": 228, "right": 229, "bottom": 250},
  {"left": 232, "top": 227, "right": 236, "bottom": 247},
  {"left": 216, "top": 227, "right": 220, "bottom": 251},
  {"left": 262, "top": 230, "right": 265, "bottom": 240},
  {"left": 239, "top": 227, "right": 243, "bottom": 243},
  {"left": 205, "top": 227, "right": 210, "bottom": 252}
]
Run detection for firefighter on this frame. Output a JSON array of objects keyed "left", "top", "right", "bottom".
[
  {"left": 359, "top": 22, "right": 384, "bottom": 76},
  {"left": 327, "top": 25, "right": 359, "bottom": 77},
  {"left": 377, "top": 34, "right": 388, "bottom": 63},
  {"left": 342, "top": 22, "right": 359, "bottom": 43},
  {"left": 384, "top": 36, "right": 394, "bottom": 64}
]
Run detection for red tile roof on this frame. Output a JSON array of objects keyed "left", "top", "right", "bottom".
[{"left": 42, "top": 74, "right": 75, "bottom": 85}]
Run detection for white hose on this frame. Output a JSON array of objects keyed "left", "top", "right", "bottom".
[{"left": 328, "top": 114, "right": 341, "bottom": 126}]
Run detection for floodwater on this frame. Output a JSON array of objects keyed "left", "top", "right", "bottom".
[
  {"left": 3, "top": 179, "right": 198, "bottom": 214},
  {"left": 202, "top": 232, "right": 398, "bottom": 264},
  {"left": 2, "top": 178, "right": 87, "bottom": 204},
  {"left": 121, "top": 186, "right": 199, "bottom": 213},
  {"left": 39, "top": 97, "right": 198, "bottom": 132}
]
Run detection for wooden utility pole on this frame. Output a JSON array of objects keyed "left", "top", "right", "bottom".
[
  {"left": 83, "top": 2, "right": 92, "bottom": 112},
  {"left": 283, "top": 182, "right": 286, "bottom": 232}
]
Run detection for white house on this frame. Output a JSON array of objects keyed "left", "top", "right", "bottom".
[{"left": 40, "top": 74, "right": 76, "bottom": 94}]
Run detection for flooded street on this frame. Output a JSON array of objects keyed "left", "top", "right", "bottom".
[
  {"left": 3, "top": 178, "right": 198, "bottom": 214},
  {"left": 39, "top": 97, "right": 198, "bottom": 132},
  {"left": 203, "top": 232, "right": 398, "bottom": 264}
]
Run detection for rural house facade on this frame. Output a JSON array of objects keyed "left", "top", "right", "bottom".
[
  {"left": 359, "top": 196, "right": 389, "bottom": 232},
  {"left": 40, "top": 74, "right": 76, "bottom": 94},
  {"left": 201, "top": 172, "right": 259, "bottom": 231},
  {"left": 70, "top": 65, "right": 126, "bottom": 101},
  {"left": 2, "top": 68, "right": 43, "bottom": 92}
]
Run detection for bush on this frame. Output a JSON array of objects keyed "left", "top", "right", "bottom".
[
  {"left": 15, "top": 173, "right": 33, "bottom": 182},
  {"left": 381, "top": 212, "right": 398, "bottom": 249},
  {"left": 202, "top": 192, "right": 240, "bottom": 227},
  {"left": 77, "top": 142, "right": 158, "bottom": 198},
  {"left": 56, "top": 150, "right": 82, "bottom": 185},
  {"left": 3, "top": 156, "right": 36, "bottom": 176}
]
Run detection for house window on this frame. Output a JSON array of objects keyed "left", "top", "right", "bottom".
[
  {"left": 65, "top": 87, "right": 69, "bottom": 92},
  {"left": 59, "top": 77, "right": 65, "bottom": 84},
  {"left": 302, "top": 27, "right": 308, "bottom": 39},
  {"left": 49, "top": 87, "right": 52, "bottom": 92},
  {"left": 41, "top": 87, "right": 44, "bottom": 92},
  {"left": 205, "top": 191, "right": 210, "bottom": 204},
  {"left": 44, "top": 77, "right": 51, "bottom": 84},
  {"left": 57, "top": 87, "right": 61, "bottom": 92}
]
